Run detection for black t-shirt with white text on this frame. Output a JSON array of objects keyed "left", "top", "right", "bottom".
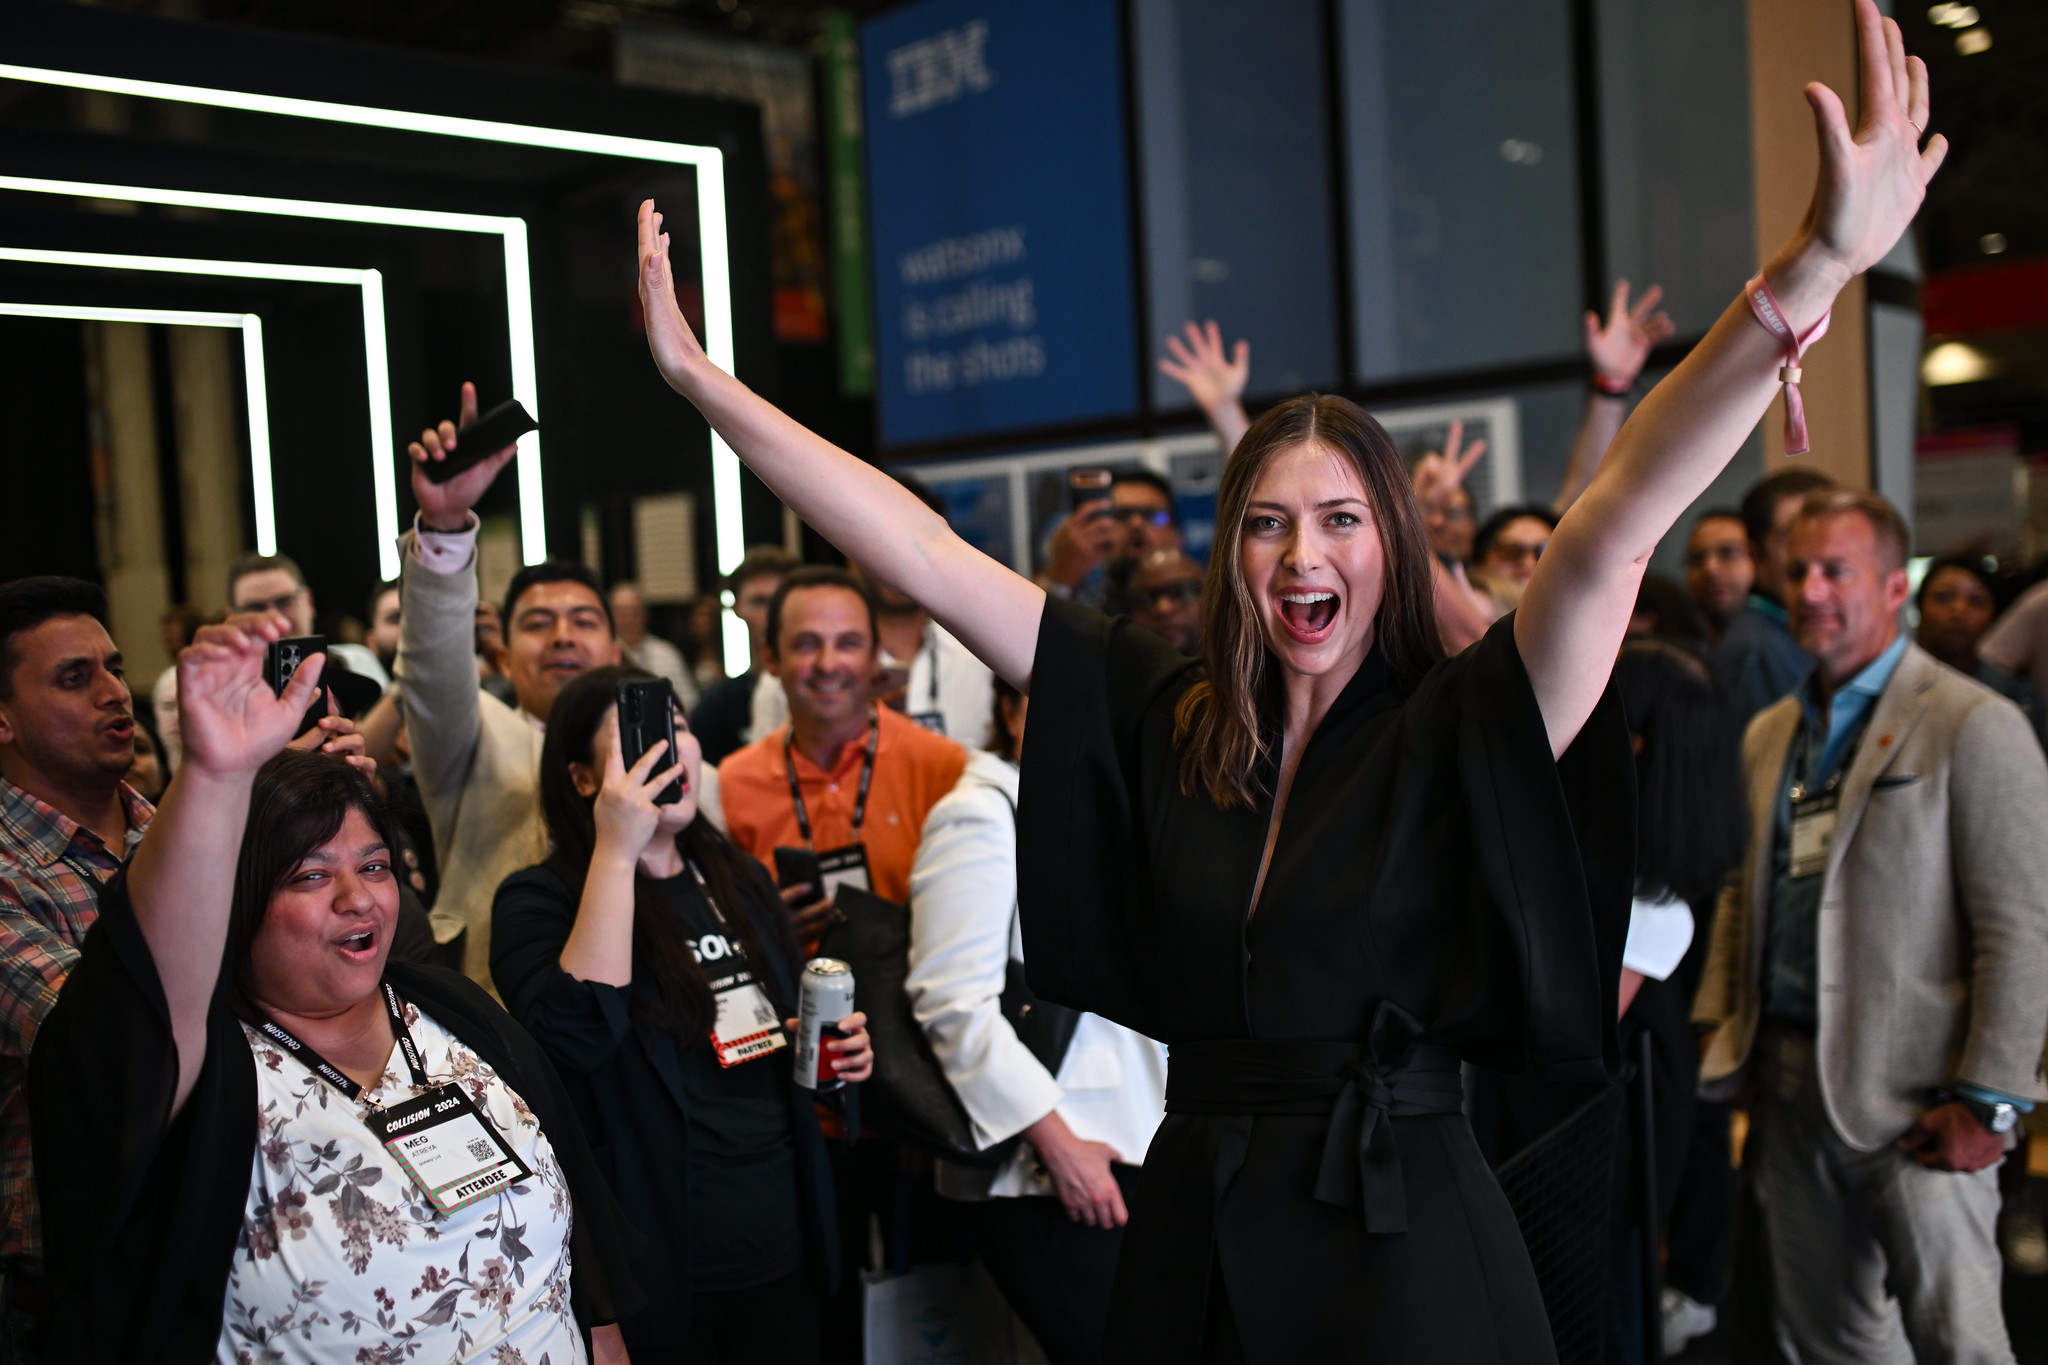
[{"left": 652, "top": 872, "right": 803, "bottom": 1293}]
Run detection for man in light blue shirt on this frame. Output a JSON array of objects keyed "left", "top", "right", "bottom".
[{"left": 1697, "top": 488, "right": 2048, "bottom": 1364}]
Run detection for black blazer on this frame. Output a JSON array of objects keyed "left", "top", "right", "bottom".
[
  {"left": 490, "top": 857, "right": 840, "bottom": 1352},
  {"left": 28, "top": 872, "right": 642, "bottom": 1365}
]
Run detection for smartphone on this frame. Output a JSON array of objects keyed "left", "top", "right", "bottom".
[
  {"left": 267, "top": 635, "right": 331, "bottom": 738},
  {"left": 1068, "top": 467, "right": 1113, "bottom": 512},
  {"left": 616, "top": 678, "right": 682, "bottom": 805},
  {"left": 418, "top": 398, "right": 538, "bottom": 485},
  {"left": 266, "top": 636, "right": 326, "bottom": 697},
  {"left": 774, "top": 847, "right": 824, "bottom": 909}
]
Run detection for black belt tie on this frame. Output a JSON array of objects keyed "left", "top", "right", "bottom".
[{"left": 1164, "top": 1001, "right": 1461, "bottom": 1235}]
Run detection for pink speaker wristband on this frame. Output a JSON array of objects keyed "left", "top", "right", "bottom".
[{"left": 1744, "top": 274, "right": 1830, "bottom": 456}]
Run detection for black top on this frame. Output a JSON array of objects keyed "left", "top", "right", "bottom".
[
  {"left": 1016, "top": 598, "right": 1634, "bottom": 1362},
  {"left": 491, "top": 856, "right": 839, "bottom": 1353},
  {"left": 691, "top": 671, "right": 759, "bottom": 766},
  {"left": 653, "top": 874, "right": 804, "bottom": 1292},
  {"left": 28, "top": 874, "right": 642, "bottom": 1365}
]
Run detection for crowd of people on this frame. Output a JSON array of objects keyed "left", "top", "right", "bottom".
[{"left": 0, "top": 8, "right": 2034, "bottom": 1364}]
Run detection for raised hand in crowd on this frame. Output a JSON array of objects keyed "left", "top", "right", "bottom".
[
  {"left": 1158, "top": 319, "right": 1251, "bottom": 455},
  {"left": 638, "top": 199, "right": 1043, "bottom": 688},
  {"left": 1038, "top": 497, "right": 1123, "bottom": 594},
  {"left": 284, "top": 703, "right": 376, "bottom": 780},
  {"left": 554, "top": 707, "right": 690, "bottom": 988},
  {"left": 408, "top": 380, "right": 520, "bottom": 533},
  {"left": 1585, "top": 280, "right": 1675, "bottom": 393},
  {"left": 130, "top": 611, "right": 325, "bottom": 1113},
  {"left": 1409, "top": 417, "right": 1487, "bottom": 529},
  {"left": 1555, "top": 280, "right": 1677, "bottom": 513}
]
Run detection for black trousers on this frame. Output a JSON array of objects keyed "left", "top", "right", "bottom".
[
  {"left": 965, "top": 1165, "right": 1138, "bottom": 1365},
  {"left": 1663, "top": 1097, "right": 1735, "bottom": 1304},
  {"left": 633, "top": 1269, "right": 820, "bottom": 1365}
]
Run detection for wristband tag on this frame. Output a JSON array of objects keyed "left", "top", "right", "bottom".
[
  {"left": 1744, "top": 275, "right": 1830, "bottom": 456},
  {"left": 364, "top": 1084, "right": 532, "bottom": 1214},
  {"left": 815, "top": 844, "right": 872, "bottom": 897}
]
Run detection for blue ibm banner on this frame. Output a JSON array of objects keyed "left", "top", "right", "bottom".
[{"left": 862, "top": 0, "right": 1139, "bottom": 447}]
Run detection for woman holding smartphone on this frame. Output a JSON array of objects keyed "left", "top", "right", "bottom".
[
  {"left": 491, "top": 665, "right": 871, "bottom": 1365},
  {"left": 629, "top": 9, "right": 1939, "bottom": 1359}
]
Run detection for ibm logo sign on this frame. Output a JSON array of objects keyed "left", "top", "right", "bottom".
[{"left": 886, "top": 19, "right": 995, "bottom": 118}]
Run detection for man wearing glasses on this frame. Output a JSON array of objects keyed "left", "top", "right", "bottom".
[
  {"left": 1040, "top": 469, "right": 1185, "bottom": 615},
  {"left": 223, "top": 554, "right": 386, "bottom": 715},
  {"left": 1128, "top": 549, "right": 1204, "bottom": 656}
]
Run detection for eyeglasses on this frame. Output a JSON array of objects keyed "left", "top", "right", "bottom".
[
  {"left": 234, "top": 589, "right": 303, "bottom": 617},
  {"left": 1488, "top": 542, "right": 1546, "bottom": 565},
  {"left": 1110, "top": 506, "right": 1174, "bottom": 528},
  {"left": 1139, "top": 580, "right": 1203, "bottom": 608}
]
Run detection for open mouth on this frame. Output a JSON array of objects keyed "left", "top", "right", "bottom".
[
  {"left": 334, "top": 927, "right": 379, "bottom": 962},
  {"left": 1277, "top": 590, "right": 1339, "bottom": 643},
  {"left": 104, "top": 717, "right": 135, "bottom": 741}
]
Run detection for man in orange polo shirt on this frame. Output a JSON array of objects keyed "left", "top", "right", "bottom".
[{"left": 718, "top": 566, "right": 967, "bottom": 923}]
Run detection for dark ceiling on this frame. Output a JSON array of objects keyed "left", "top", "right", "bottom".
[
  {"left": 1901, "top": 0, "right": 2047, "bottom": 274},
  {"left": 90, "top": 0, "right": 2047, "bottom": 283}
]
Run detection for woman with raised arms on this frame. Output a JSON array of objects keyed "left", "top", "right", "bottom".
[{"left": 632, "top": 7, "right": 1940, "bottom": 1359}]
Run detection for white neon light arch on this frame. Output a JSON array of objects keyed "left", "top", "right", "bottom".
[
  {"left": 0, "top": 245, "right": 396, "bottom": 576},
  {"left": 0, "top": 300, "right": 276, "bottom": 551},
  {"left": 0, "top": 63, "right": 749, "bottom": 671}
]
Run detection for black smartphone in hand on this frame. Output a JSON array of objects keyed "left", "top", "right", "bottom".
[
  {"left": 266, "top": 635, "right": 331, "bottom": 738},
  {"left": 616, "top": 677, "right": 682, "bottom": 804},
  {"left": 266, "top": 636, "right": 326, "bottom": 697},
  {"left": 1068, "top": 467, "right": 1113, "bottom": 512},
  {"left": 420, "top": 398, "right": 538, "bottom": 485},
  {"left": 774, "top": 847, "right": 824, "bottom": 909}
]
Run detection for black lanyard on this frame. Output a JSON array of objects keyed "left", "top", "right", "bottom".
[
  {"left": 924, "top": 630, "right": 941, "bottom": 713},
  {"left": 256, "top": 981, "right": 428, "bottom": 1104},
  {"left": 1788, "top": 698, "right": 1875, "bottom": 806},
  {"left": 784, "top": 713, "right": 879, "bottom": 849}
]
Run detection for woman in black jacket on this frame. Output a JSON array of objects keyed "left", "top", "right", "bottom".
[
  {"left": 29, "top": 613, "right": 640, "bottom": 1364},
  {"left": 492, "top": 665, "right": 871, "bottom": 1364}
]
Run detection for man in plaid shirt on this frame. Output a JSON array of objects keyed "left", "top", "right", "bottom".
[{"left": 0, "top": 578, "right": 152, "bottom": 1360}]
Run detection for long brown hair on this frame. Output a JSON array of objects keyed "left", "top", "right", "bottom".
[{"left": 1174, "top": 394, "right": 1443, "bottom": 808}]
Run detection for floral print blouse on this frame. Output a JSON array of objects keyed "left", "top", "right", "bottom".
[{"left": 219, "top": 1002, "right": 584, "bottom": 1365}]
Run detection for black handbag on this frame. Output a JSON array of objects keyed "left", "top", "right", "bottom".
[
  {"left": 820, "top": 884, "right": 992, "bottom": 1162},
  {"left": 818, "top": 780, "right": 1079, "bottom": 1164}
]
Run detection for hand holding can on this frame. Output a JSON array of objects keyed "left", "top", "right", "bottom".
[{"left": 795, "top": 958, "right": 856, "bottom": 1092}]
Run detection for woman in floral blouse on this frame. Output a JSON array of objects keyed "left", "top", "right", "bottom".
[{"left": 30, "top": 613, "right": 639, "bottom": 1364}]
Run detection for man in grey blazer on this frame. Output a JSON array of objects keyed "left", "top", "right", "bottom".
[{"left": 1695, "top": 487, "right": 2048, "bottom": 1364}]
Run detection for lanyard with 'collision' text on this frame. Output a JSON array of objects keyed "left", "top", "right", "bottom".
[
  {"left": 256, "top": 981, "right": 533, "bottom": 1212},
  {"left": 255, "top": 980, "right": 426, "bottom": 1104},
  {"left": 784, "top": 713, "right": 879, "bottom": 850}
]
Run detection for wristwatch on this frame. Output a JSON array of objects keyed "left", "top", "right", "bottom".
[{"left": 1938, "top": 1088, "right": 2021, "bottom": 1134}]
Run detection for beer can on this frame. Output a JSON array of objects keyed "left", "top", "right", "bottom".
[{"left": 795, "top": 958, "right": 856, "bottom": 1092}]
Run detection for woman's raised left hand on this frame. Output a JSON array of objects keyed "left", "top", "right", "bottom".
[
  {"left": 1795, "top": 0, "right": 1947, "bottom": 283},
  {"left": 176, "top": 614, "right": 325, "bottom": 781}
]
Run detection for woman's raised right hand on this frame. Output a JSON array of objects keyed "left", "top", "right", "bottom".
[
  {"left": 176, "top": 614, "right": 325, "bottom": 781},
  {"left": 638, "top": 200, "right": 711, "bottom": 396},
  {"left": 590, "top": 711, "right": 686, "bottom": 860}
]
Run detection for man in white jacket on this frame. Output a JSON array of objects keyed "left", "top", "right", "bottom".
[{"left": 906, "top": 685, "right": 1167, "bottom": 1364}]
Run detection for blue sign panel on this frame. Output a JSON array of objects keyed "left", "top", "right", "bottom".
[{"left": 862, "top": 0, "right": 1139, "bottom": 447}]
